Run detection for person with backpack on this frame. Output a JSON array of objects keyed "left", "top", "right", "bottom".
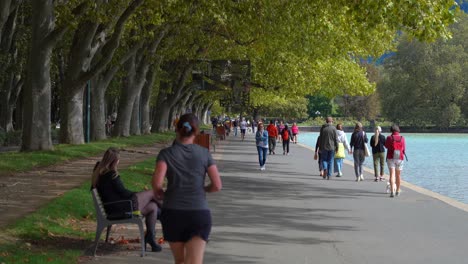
[
  {"left": 349, "top": 122, "right": 368, "bottom": 182},
  {"left": 384, "top": 124, "right": 406, "bottom": 198},
  {"left": 370, "top": 126, "right": 386, "bottom": 182},
  {"left": 281, "top": 124, "right": 292, "bottom": 155}
]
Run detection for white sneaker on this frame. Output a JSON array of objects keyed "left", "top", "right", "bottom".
[
  {"left": 386, "top": 182, "right": 391, "bottom": 193},
  {"left": 261, "top": 165, "right": 266, "bottom": 171},
  {"left": 360, "top": 174, "right": 364, "bottom": 181}
]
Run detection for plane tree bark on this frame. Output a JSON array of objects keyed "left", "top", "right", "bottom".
[
  {"left": 0, "top": 1, "right": 23, "bottom": 132},
  {"left": 21, "top": 0, "right": 69, "bottom": 151},
  {"left": 113, "top": 26, "right": 167, "bottom": 137},
  {"left": 59, "top": 0, "right": 144, "bottom": 144}
]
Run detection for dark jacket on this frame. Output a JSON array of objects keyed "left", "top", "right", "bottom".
[
  {"left": 318, "top": 123, "right": 338, "bottom": 151},
  {"left": 350, "top": 130, "right": 368, "bottom": 150},
  {"left": 370, "top": 134, "right": 386, "bottom": 154},
  {"left": 95, "top": 169, "right": 136, "bottom": 215}
]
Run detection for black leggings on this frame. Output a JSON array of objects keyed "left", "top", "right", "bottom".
[{"left": 282, "top": 140, "right": 289, "bottom": 153}]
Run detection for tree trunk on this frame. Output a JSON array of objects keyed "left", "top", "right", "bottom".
[
  {"left": 59, "top": 86, "right": 85, "bottom": 144},
  {"left": 59, "top": 20, "right": 99, "bottom": 144},
  {"left": 151, "top": 87, "right": 169, "bottom": 133},
  {"left": 113, "top": 55, "right": 137, "bottom": 137},
  {"left": 90, "top": 76, "right": 107, "bottom": 141},
  {"left": 140, "top": 65, "right": 156, "bottom": 135},
  {"left": 0, "top": 1, "right": 20, "bottom": 132},
  {"left": 22, "top": 0, "right": 58, "bottom": 151},
  {"left": 130, "top": 93, "right": 141, "bottom": 135}
]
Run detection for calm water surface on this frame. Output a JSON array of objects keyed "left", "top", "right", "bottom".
[{"left": 300, "top": 132, "right": 468, "bottom": 204}]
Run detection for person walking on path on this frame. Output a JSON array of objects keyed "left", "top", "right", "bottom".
[
  {"left": 385, "top": 124, "right": 406, "bottom": 198},
  {"left": 291, "top": 122, "right": 299, "bottom": 144},
  {"left": 152, "top": 113, "right": 222, "bottom": 264},
  {"left": 315, "top": 136, "right": 324, "bottom": 178},
  {"left": 255, "top": 122, "right": 269, "bottom": 170},
  {"left": 92, "top": 147, "right": 163, "bottom": 252},
  {"left": 277, "top": 121, "right": 285, "bottom": 143},
  {"left": 318, "top": 117, "right": 338, "bottom": 180},
  {"left": 233, "top": 119, "right": 239, "bottom": 137},
  {"left": 370, "top": 126, "right": 386, "bottom": 182},
  {"left": 240, "top": 118, "right": 247, "bottom": 141},
  {"left": 350, "top": 122, "right": 368, "bottom": 182},
  {"left": 267, "top": 120, "right": 278, "bottom": 154},
  {"left": 334, "top": 123, "right": 349, "bottom": 177},
  {"left": 281, "top": 124, "right": 292, "bottom": 155}
]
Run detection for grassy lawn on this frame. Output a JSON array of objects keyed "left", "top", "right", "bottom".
[
  {"left": 0, "top": 159, "right": 157, "bottom": 264},
  {"left": 0, "top": 132, "right": 175, "bottom": 175}
]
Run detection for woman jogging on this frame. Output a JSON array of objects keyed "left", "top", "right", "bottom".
[{"left": 152, "top": 113, "right": 222, "bottom": 264}]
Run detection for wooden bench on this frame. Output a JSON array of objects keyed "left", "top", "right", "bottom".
[{"left": 91, "top": 188, "right": 146, "bottom": 257}]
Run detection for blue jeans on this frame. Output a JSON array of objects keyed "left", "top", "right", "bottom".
[
  {"left": 256, "top": 146, "right": 268, "bottom": 166},
  {"left": 321, "top": 150, "right": 335, "bottom": 176},
  {"left": 234, "top": 127, "right": 238, "bottom": 136},
  {"left": 334, "top": 158, "right": 344, "bottom": 174}
]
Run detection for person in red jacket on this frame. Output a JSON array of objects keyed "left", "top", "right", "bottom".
[
  {"left": 266, "top": 120, "right": 278, "bottom": 155},
  {"left": 384, "top": 124, "right": 406, "bottom": 198}
]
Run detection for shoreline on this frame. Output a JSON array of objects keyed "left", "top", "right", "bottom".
[{"left": 298, "top": 126, "right": 468, "bottom": 133}]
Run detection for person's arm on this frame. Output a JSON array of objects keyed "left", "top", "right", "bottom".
[
  {"left": 111, "top": 173, "right": 134, "bottom": 199},
  {"left": 205, "top": 164, "right": 222, "bottom": 193},
  {"left": 349, "top": 133, "right": 355, "bottom": 153},
  {"left": 152, "top": 161, "right": 167, "bottom": 200}
]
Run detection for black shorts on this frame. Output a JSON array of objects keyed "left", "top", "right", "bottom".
[
  {"left": 240, "top": 129, "right": 246, "bottom": 134},
  {"left": 160, "top": 209, "right": 212, "bottom": 242}
]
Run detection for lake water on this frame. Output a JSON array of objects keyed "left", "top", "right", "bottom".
[{"left": 300, "top": 132, "right": 468, "bottom": 204}]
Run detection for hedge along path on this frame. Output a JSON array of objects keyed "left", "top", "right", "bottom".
[{"left": 0, "top": 143, "right": 169, "bottom": 228}]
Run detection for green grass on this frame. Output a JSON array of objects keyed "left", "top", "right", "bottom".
[
  {"left": 0, "top": 132, "right": 175, "bottom": 175},
  {"left": 0, "top": 159, "right": 157, "bottom": 264}
]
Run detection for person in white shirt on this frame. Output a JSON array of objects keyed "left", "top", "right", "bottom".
[{"left": 240, "top": 118, "right": 247, "bottom": 141}]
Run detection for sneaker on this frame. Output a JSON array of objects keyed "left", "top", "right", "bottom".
[
  {"left": 374, "top": 178, "right": 378, "bottom": 182},
  {"left": 355, "top": 177, "right": 359, "bottom": 182},
  {"left": 386, "top": 182, "right": 391, "bottom": 193},
  {"left": 396, "top": 191, "right": 400, "bottom": 196},
  {"left": 336, "top": 174, "right": 341, "bottom": 177},
  {"left": 283, "top": 151, "right": 286, "bottom": 155},
  {"left": 390, "top": 192, "right": 395, "bottom": 198},
  {"left": 359, "top": 175, "right": 364, "bottom": 181},
  {"left": 379, "top": 177, "right": 385, "bottom": 181}
]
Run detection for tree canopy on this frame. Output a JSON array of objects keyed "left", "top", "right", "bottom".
[{"left": 0, "top": 0, "right": 462, "bottom": 150}]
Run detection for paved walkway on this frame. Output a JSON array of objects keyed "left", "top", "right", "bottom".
[{"left": 85, "top": 132, "right": 468, "bottom": 264}]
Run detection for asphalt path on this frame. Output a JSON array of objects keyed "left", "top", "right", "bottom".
[{"left": 86, "top": 133, "right": 468, "bottom": 264}]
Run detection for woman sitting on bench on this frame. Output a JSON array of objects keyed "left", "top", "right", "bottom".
[{"left": 91, "top": 147, "right": 162, "bottom": 252}]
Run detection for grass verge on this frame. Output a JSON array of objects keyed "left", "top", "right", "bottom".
[
  {"left": 0, "top": 159, "right": 157, "bottom": 264},
  {"left": 0, "top": 132, "right": 175, "bottom": 175}
]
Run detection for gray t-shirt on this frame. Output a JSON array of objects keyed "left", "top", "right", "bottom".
[{"left": 156, "top": 141, "right": 215, "bottom": 210}]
